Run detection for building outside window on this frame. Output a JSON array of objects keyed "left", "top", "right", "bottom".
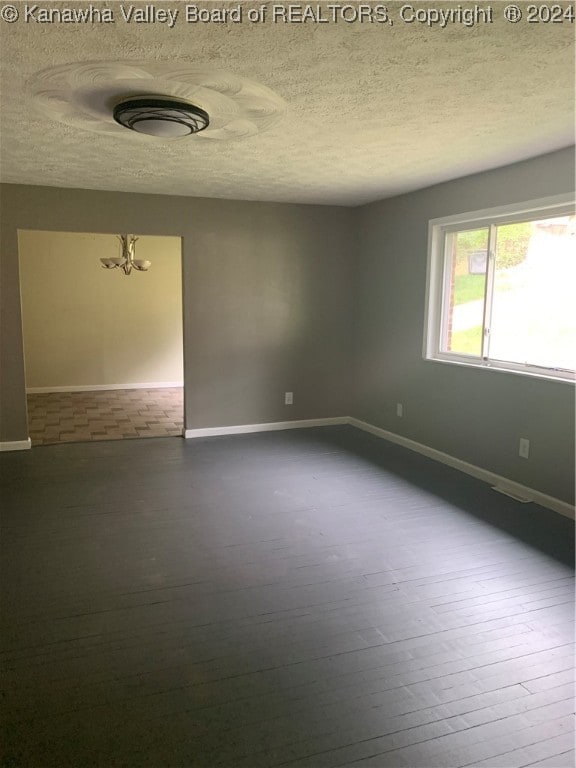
[{"left": 424, "top": 194, "right": 575, "bottom": 382}]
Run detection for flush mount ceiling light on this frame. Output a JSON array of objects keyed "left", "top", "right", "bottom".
[
  {"left": 113, "top": 97, "right": 209, "bottom": 138},
  {"left": 29, "top": 62, "right": 286, "bottom": 141}
]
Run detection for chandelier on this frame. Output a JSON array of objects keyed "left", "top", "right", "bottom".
[{"left": 100, "top": 235, "right": 151, "bottom": 275}]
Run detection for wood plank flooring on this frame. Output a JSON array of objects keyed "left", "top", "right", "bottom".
[{"left": 1, "top": 426, "right": 574, "bottom": 768}]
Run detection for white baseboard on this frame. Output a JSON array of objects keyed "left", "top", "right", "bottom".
[
  {"left": 184, "top": 416, "right": 348, "bottom": 439},
  {"left": 0, "top": 438, "right": 32, "bottom": 452},
  {"left": 6, "top": 410, "right": 568, "bottom": 518},
  {"left": 27, "top": 382, "right": 183, "bottom": 394},
  {"left": 349, "top": 417, "right": 575, "bottom": 521},
  {"left": 183, "top": 415, "right": 574, "bottom": 519}
]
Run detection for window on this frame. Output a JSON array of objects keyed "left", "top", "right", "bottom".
[{"left": 424, "top": 194, "right": 576, "bottom": 382}]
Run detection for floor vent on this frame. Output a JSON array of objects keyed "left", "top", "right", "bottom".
[{"left": 492, "top": 485, "right": 532, "bottom": 503}]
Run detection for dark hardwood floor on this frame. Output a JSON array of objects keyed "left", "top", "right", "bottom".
[{"left": 1, "top": 426, "right": 574, "bottom": 768}]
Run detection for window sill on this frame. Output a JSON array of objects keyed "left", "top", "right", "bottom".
[{"left": 424, "top": 355, "right": 576, "bottom": 385}]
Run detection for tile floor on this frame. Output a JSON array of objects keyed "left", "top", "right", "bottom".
[{"left": 27, "top": 387, "right": 183, "bottom": 446}]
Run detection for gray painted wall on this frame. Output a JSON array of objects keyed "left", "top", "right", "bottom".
[
  {"left": 0, "top": 186, "right": 354, "bottom": 440},
  {"left": 353, "top": 147, "right": 575, "bottom": 505},
  {"left": 1, "top": 147, "right": 574, "bottom": 505}
]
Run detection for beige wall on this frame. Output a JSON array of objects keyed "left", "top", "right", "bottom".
[{"left": 19, "top": 231, "right": 183, "bottom": 390}]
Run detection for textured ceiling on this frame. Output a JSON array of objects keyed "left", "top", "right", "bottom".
[
  {"left": 0, "top": 1, "right": 574, "bottom": 205},
  {"left": 28, "top": 61, "right": 288, "bottom": 138}
]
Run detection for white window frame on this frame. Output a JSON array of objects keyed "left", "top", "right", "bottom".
[{"left": 423, "top": 193, "right": 576, "bottom": 383}]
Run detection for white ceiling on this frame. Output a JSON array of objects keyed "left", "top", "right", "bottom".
[{"left": 1, "top": 1, "right": 574, "bottom": 206}]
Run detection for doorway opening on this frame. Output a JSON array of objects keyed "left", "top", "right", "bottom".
[{"left": 18, "top": 230, "right": 184, "bottom": 446}]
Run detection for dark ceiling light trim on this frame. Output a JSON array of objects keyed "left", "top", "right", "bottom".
[{"left": 113, "top": 97, "right": 209, "bottom": 138}]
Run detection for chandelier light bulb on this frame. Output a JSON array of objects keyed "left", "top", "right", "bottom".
[{"left": 100, "top": 235, "right": 148, "bottom": 276}]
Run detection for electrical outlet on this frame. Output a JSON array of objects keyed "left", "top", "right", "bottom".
[
  {"left": 396, "top": 403, "right": 403, "bottom": 418},
  {"left": 285, "top": 392, "right": 293, "bottom": 405},
  {"left": 519, "top": 438, "right": 530, "bottom": 459}
]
